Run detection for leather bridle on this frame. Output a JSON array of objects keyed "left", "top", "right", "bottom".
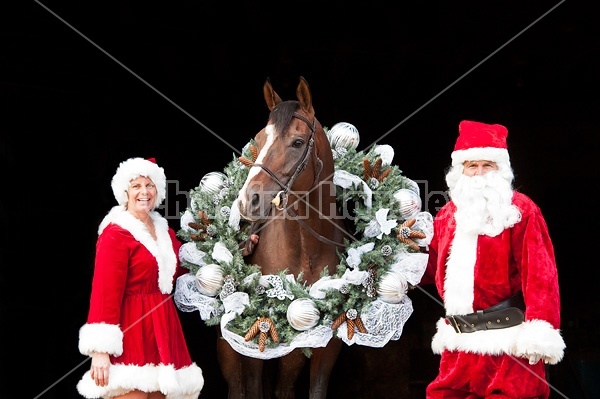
[
  {"left": 251, "top": 112, "right": 321, "bottom": 211},
  {"left": 248, "top": 112, "right": 344, "bottom": 249}
]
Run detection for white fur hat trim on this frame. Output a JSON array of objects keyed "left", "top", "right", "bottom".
[{"left": 111, "top": 157, "right": 166, "bottom": 208}]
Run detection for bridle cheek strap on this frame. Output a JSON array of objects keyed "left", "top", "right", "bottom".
[{"left": 253, "top": 112, "right": 320, "bottom": 208}]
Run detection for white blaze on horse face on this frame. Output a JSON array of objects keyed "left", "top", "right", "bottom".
[{"left": 237, "top": 123, "right": 276, "bottom": 213}]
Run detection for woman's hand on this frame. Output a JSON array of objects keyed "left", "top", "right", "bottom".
[{"left": 90, "top": 352, "right": 111, "bottom": 386}]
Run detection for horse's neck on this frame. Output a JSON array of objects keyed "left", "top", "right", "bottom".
[
  {"left": 257, "top": 224, "right": 339, "bottom": 284},
  {"left": 250, "top": 179, "right": 343, "bottom": 284}
]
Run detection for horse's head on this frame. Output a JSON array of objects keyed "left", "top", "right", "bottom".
[{"left": 237, "top": 77, "right": 331, "bottom": 222}]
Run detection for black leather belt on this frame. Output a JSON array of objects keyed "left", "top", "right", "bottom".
[{"left": 445, "top": 291, "right": 525, "bottom": 334}]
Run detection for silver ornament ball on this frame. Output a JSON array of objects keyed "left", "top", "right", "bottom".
[
  {"left": 195, "top": 263, "right": 224, "bottom": 297},
  {"left": 377, "top": 271, "right": 408, "bottom": 304},
  {"left": 327, "top": 122, "right": 360, "bottom": 151},
  {"left": 393, "top": 188, "right": 422, "bottom": 220},
  {"left": 200, "top": 171, "right": 227, "bottom": 195},
  {"left": 286, "top": 298, "right": 321, "bottom": 331}
]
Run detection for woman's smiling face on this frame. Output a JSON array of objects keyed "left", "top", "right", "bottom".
[{"left": 126, "top": 176, "right": 157, "bottom": 212}]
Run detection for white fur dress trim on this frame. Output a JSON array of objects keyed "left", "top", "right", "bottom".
[{"left": 77, "top": 362, "right": 204, "bottom": 399}]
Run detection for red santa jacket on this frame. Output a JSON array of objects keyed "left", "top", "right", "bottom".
[
  {"left": 78, "top": 206, "right": 186, "bottom": 357},
  {"left": 423, "top": 191, "right": 565, "bottom": 364}
]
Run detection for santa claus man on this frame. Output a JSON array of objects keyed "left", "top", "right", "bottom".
[{"left": 422, "top": 120, "right": 565, "bottom": 398}]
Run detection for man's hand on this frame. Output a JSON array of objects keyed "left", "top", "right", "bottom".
[{"left": 521, "top": 352, "right": 550, "bottom": 365}]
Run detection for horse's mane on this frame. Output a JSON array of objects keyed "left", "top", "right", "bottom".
[{"left": 269, "top": 101, "right": 301, "bottom": 134}]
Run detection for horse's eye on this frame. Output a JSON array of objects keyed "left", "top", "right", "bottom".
[{"left": 292, "top": 139, "right": 304, "bottom": 148}]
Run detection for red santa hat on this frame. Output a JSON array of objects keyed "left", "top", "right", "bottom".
[
  {"left": 450, "top": 120, "right": 510, "bottom": 166},
  {"left": 111, "top": 157, "right": 166, "bottom": 208}
]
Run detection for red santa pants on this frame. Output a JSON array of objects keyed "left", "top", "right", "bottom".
[{"left": 426, "top": 350, "right": 550, "bottom": 399}]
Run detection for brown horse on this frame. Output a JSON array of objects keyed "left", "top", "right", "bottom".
[{"left": 217, "top": 76, "right": 347, "bottom": 399}]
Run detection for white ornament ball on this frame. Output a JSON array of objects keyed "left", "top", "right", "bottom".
[
  {"left": 377, "top": 271, "right": 408, "bottom": 304},
  {"left": 195, "top": 263, "right": 224, "bottom": 297},
  {"left": 393, "top": 188, "right": 422, "bottom": 220},
  {"left": 200, "top": 171, "right": 227, "bottom": 195},
  {"left": 374, "top": 144, "right": 395, "bottom": 165},
  {"left": 405, "top": 178, "right": 420, "bottom": 195},
  {"left": 286, "top": 298, "right": 321, "bottom": 331},
  {"left": 327, "top": 122, "right": 360, "bottom": 151}
]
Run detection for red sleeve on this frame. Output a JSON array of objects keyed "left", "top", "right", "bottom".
[
  {"left": 511, "top": 193, "right": 561, "bottom": 329},
  {"left": 86, "top": 225, "right": 129, "bottom": 325}
]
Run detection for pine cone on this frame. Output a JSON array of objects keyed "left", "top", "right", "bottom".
[
  {"left": 331, "top": 313, "right": 347, "bottom": 330},
  {"left": 196, "top": 211, "right": 211, "bottom": 226},
  {"left": 190, "top": 233, "right": 207, "bottom": 241},
  {"left": 258, "top": 331, "right": 267, "bottom": 352},
  {"left": 250, "top": 144, "right": 258, "bottom": 161},
  {"left": 368, "top": 263, "right": 378, "bottom": 277},
  {"left": 372, "top": 158, "right": 382, "bottom": 178},
  {"left": 354, "top": 317, "right": 367, "bottom": 333},
  {"left": 362, "top": 159, "right": 371, "bottom": 181},
  {"left": 187, "top": 222, "right": 205, "bottom": 231},
  {"left": 269, "top": 323, "right": 280, "bottom": 343},
  {"left": 397, "top": 218, "right": 426, "bottom": 250},
  {"left": 346, "top": 319, "right": 355, "bottom": 340},
  {"left": 238, "top": 156, "right": 254, "bottom": 167},
  {"left": 244, "top": 319, "right": 261, "bottom": 341},
  {"left": 378, "top": 168, "right": 391, "bottom": 182}
]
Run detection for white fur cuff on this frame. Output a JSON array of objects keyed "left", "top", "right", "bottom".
[
  {"left": 78, "top": 323, "right": 124, "bottom": 356},
  {"left": 514, "top": 319, "right": 566, "bottom": 365}
]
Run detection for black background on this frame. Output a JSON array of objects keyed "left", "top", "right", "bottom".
[{"left": 2, "top": 1, "right": 599, "bottom": 398}]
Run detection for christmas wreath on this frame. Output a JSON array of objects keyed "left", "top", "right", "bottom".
[{"left": 174, "top": 122, "right": 433, "bottom": 359}]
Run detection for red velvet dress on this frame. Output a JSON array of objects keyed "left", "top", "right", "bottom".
[
  {"left": 77, "top": 206, "right": 203, "bottom": 399},
  {"left": 423, "top": 191, "right": 565, "bottom": 398}
]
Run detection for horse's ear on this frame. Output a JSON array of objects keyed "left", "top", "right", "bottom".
[
  {"left": 296, "top": 76, "right": 314, "bottom": 118},
  {"left": 263, "top": 77, "right": 282, "bottom": 111}
]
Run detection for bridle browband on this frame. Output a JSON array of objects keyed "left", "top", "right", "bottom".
[{"left": 248, "top": 112, "right": 344, "bottom": 249}]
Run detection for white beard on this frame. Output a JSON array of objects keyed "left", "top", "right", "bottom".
[{"left": 447, "top": 169, "right": 521, "bottom": 236}]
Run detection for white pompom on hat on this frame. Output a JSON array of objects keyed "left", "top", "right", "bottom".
[
  {"left": 111, "top": 157, "right": 166, "bottom": 208},
  {"left": 451, "top": 120, "right": 510, "bottom": 166}
]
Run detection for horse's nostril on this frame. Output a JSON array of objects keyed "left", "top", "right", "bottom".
[{"left": 251, "top": 193, "right": 260, "bottom": 207}]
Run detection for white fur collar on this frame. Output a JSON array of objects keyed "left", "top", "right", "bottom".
[{"left": 98, "top": 206, "right": 177, "bottom": 294}]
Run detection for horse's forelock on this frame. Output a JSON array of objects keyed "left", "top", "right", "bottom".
[{"left": 270, "top": 101, "right": 300, "bottom": 135}]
